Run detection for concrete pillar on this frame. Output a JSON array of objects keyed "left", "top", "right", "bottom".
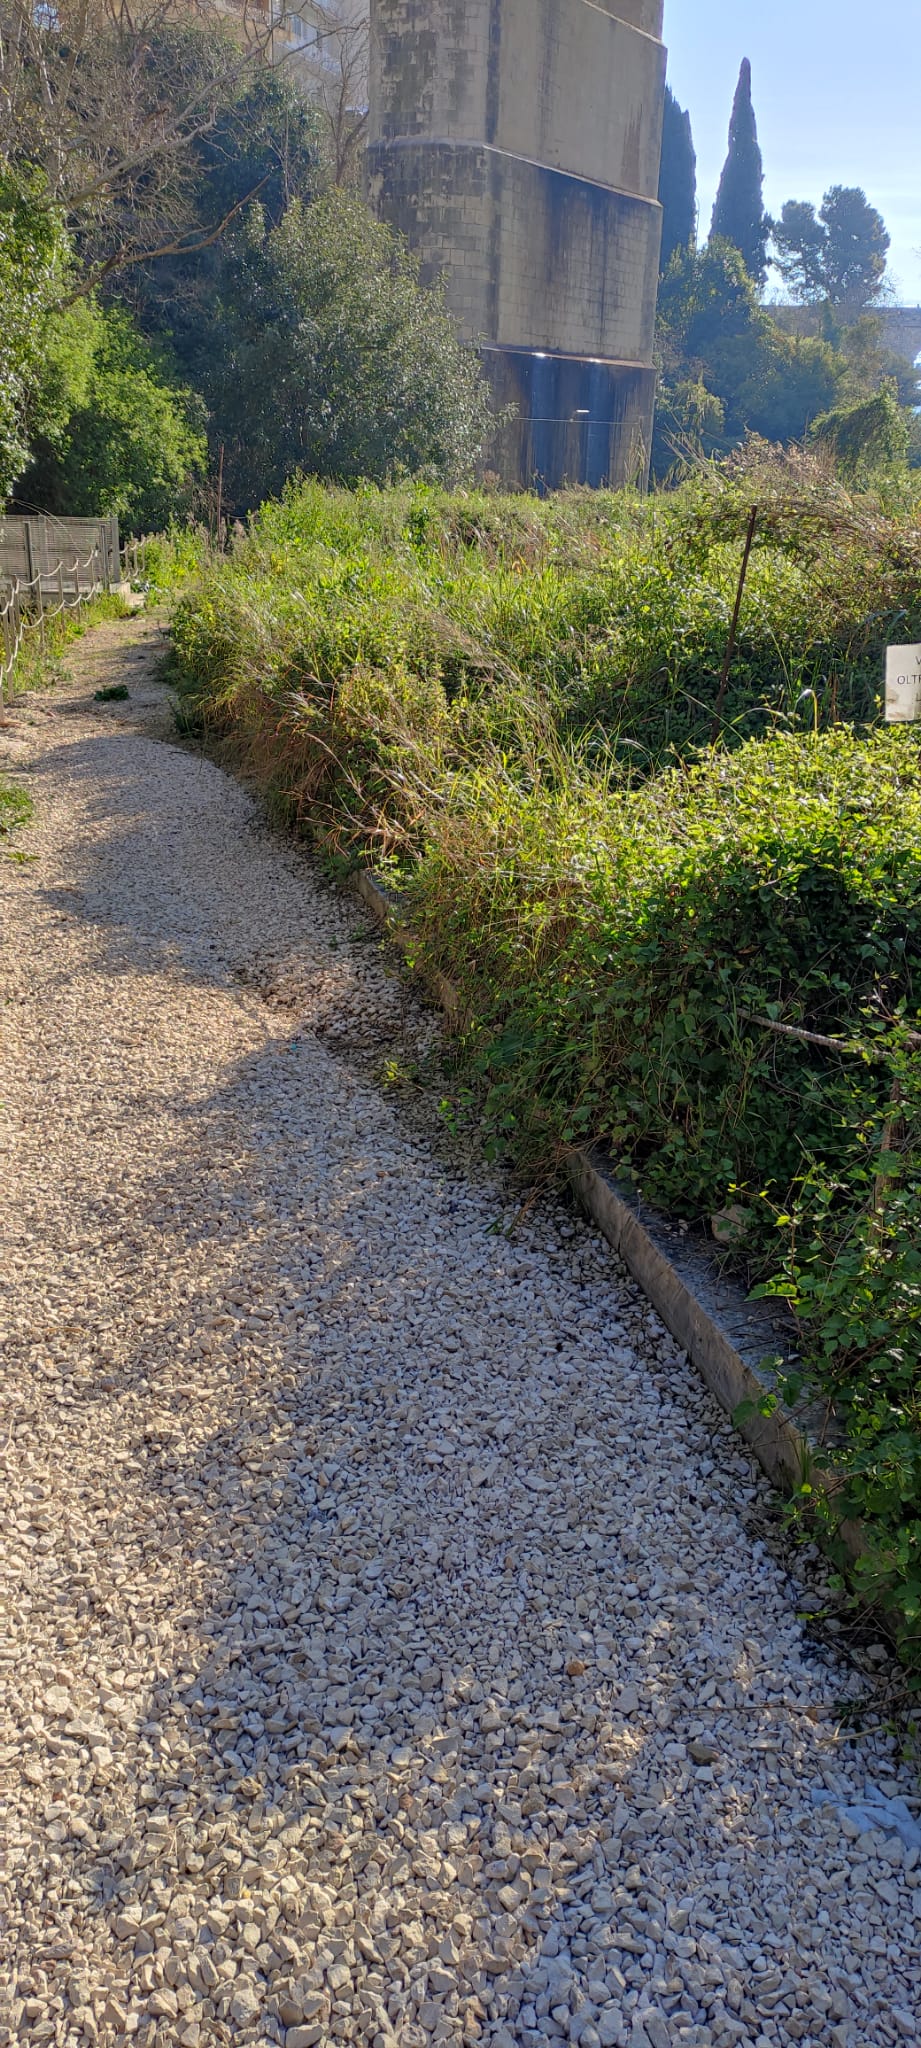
[{"left": 367, "top": 0, "right": 666, "bottom": 489}]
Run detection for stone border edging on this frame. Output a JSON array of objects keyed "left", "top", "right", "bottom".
[{"left": 353, "top": 868, "right": 864, "bottom": 1566}]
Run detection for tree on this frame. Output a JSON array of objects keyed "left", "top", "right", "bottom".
[
  {"left": 770, "top": 200, "right": 827, "bottom": 303},
  {"left": 771, "top": 187, "right": 890, "bottom": 321},
  {"left": 0, "top": 165, "right": 72, "bottom": 498},
  {"left": 654, "top": 239, "right": 841, "bottom": 475},
  {"left": 838, "top": 314, "right": 921, "bottom": 411},
  {"left": 657, "top": 86, "right": 697, "bottom": 271},
  {"left": 310, "top": 0, "right": 370, "bottom": 186},
  {"left": 21, "top": 304, "right": 206, "bottom": 529},
  {"left": 174, "top": 56, "right": 322, "bottom": 234},
  {"left": 819, "top": 186, "right": 890, "bottom": 320},
  {"left": 810, "top": 385, "right": 909, "bottom": 483},
  {"left": 658, "top": 238, "right": 759, "bottom": 368},
  {"left": 0, "top": 0, "right": 346, "bottom": 290},
  {"left": 652, "top": 374, "right": 725, "bottom": 477},
  {"left": 121, "top": 58, "right": 323, "bottom": 375},
  {"left": 193, "top": 190, "right": 491, "bottom": 508},
  {"left": 710, "top": 58, "right": 768, "bottom": 286}
]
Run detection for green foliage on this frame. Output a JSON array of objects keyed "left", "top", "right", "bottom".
[
  {"left": 811, "top": 387, "right": 910, "bottom": 486},
  {"left": 652, "top": 376, "right": 726, "bottom": 475},
  {"left": 837, "top": 315, "right": 921, "bottom": 413},
  {"left": 2, "top": 589, "right": 133, "bottom": 700},
  {"left": 770, "top": 199, "right": 828, "bottom": 304},
  {"left": 170, "top": 462, "right": 921, "bottom": 1657},
  {"left": 0, "top": 17, "right": 322, "bottom": 517},
  {"left": 136, "top": 524, "right": 210, "bottom": 593},
  {"left": 772, "top": 187, "right": 891, "bottom": 321},
  {"left": 753, "top": 1034, "right": 921, "bottom": 1652},
  {"left": 189, "top": 190, "right": 491, "bottom": 508},
  {"left": 655, "top": 242, "right": 841, "bottom": 471},
  {"left": 0, "top": 164, "right": 71, "bottom": 498},
  {"left": 181, "top": 57, "right": 322, "bottom": 232},
  {"left": 21, "top": 304, "right": 206, "bottom": 531},
  {"left": 658, "top": 86, "right": 697, "bottom": 271},
  {"left": 709, "top": 58, "right": 768, "bottom": 286},
  {"left": 124, "top": 53, "right": 323, "bottom": 381},
  {"left": 0, "top": 148, "right": 204, "bottom": 524},
  {"left": 171, "top": 452, "right": 921, "bottom": 786},
  {"left": 0, "top": 776, "right": 33, "bottom": 837}
]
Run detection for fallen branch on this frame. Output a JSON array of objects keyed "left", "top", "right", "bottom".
[{"left": 738, "top": 1011, "right": 921, "bottom": 1061}]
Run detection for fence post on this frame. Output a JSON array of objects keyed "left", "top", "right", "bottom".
[{"left": 57, "top": 561, "right": 65, "bottom": 614}]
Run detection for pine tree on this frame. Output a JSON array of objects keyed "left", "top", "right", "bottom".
[
  {"left": 658, "top": 86, "right": 697, "bottom": 271},
  {"left": 710, "top": 58, "right": 768, "bottom": 286}
]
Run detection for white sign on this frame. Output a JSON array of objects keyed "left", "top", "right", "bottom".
[{"left": 886, "top": 645, "right": 921, "bottom": 722}]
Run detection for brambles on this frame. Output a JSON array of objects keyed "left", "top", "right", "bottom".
[{"left": 171, "top": 452, "right": 921, "bottom": 1658}]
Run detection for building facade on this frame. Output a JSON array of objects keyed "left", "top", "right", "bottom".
[
  {"left": 366, "top": 1, "right": 666, "bottom": 488},
  {"left": 215, "top": 0, "right": 367, "bottom": 110}
]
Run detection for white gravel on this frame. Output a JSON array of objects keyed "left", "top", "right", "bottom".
[{"left": 1, "top": 617, "right": 920, "bottom": 2048}]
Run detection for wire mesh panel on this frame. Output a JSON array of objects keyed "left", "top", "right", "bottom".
[{"left": 0, "top": 514, "right": 120, "bottom": 703}]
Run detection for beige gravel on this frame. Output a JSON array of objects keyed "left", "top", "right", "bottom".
[{"left": 2, "top": 617, "right": 920, "bottom": 2048}]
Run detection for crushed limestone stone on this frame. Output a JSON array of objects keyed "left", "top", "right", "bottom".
[{"left": 1, "top": 618, "right": 920, "bottom": 2048}]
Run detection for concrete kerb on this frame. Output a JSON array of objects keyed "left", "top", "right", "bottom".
[{"left": 353, "top": 866, "right": 866, "bottom": 1569}]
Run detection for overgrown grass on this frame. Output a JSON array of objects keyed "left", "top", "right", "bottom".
[
  {"left": 136, "top": 523, "right": 211, "bottom": 597},
  {"left": 5, "top": 589, "right": 135, "bottom": 698},
  {"left": 170, "top": 447, "right": 921, "bottom": 1660},
  {"left": 172, "top": 447, "right": 921, "bottom": 797}
]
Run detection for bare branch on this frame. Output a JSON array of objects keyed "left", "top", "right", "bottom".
[
  {"left": 0, "top": 0, "right": 360, "bottom": 274},
  {"left": 58, "top": 168, "right": 273, "bottom": 301}
]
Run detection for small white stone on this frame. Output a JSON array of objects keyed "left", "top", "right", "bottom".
[{"left": 1, "top": 616, "right": 918, "bottom": 2048}]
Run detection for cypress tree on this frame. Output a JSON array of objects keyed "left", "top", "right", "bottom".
[
  {"left": 658, "top": 86, "right": 697, "bottom": 271},
  {"left": 710, "top": 58, "right": 768, "bottom": 285}
]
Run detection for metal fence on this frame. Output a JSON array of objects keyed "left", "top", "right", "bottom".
[{"left": 0, "top": 515, "right": 122, "bottom": 706}]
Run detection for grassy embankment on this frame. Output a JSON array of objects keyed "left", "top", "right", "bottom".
[{"left": 168, "top": 449, "right": 921, "bottom": 1661}]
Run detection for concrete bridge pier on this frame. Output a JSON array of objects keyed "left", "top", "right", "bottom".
[{"left": 366, "top": 0, "right": 666, "bottom": 491}]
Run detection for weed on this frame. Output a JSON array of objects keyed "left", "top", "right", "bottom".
[
  {"left": 170, "top": 451, "right": 921, "bottom": 1663},
  {"left": 5, "top": 590, "right": 135, "bottom": 700},
  {"left": 0, "top": 775, "right": 33, "bottom": 855}
]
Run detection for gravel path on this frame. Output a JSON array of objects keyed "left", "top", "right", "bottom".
[{"left": 1, "top": 617, "right": 920, "bottom": 2048}]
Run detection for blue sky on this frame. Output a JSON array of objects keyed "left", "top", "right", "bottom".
[{"left": 663, "top": 0, "right": 921, "bottom": 303}]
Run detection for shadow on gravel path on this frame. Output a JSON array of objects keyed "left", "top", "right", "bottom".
[{"left": 1, "top": 617, "right": 919, "bottom": 2048}]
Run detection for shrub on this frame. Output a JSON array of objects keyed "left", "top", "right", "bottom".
[
  {"left": 0, "top": 165, "right": 71, "bottom": 498},
  {"left": 191, "top": 191, "right": 492, "bottom": 509},
  {"left": 170, "top": 461, "right": 921, "bottom": 1658},
  {"left": 22, "top": 304, "right": 206, "bottom": 532}
]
